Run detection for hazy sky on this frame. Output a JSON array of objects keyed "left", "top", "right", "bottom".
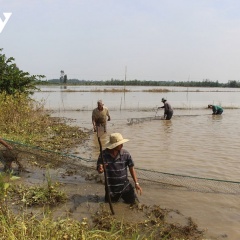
[{"left": 1, "top": 0, "right": 240, "bottom": 83}]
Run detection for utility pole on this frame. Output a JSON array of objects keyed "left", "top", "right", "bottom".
[{"left": 124, "top": 66, "right": 127, "bottom": 92}]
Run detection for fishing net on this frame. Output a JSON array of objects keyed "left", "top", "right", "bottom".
[
  {"left": 127, "top": 116, "right": 164, "bottom": 125},
  {"left": 1, "top": 140, "right": 240, "bottom": 195},
  {"left": 135, "top": 168, "right": 240, "bottom": 194}
]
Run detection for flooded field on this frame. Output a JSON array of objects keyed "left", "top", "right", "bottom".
[{"left": 33, "top": 86, "right": 240, "bottom": 239}]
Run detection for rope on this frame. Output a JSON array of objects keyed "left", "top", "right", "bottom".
[{"left": 2, "top": 139, "right": 240, "bottom": 195}]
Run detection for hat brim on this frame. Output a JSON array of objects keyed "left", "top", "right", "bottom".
[{"left": 105, "top": 139, "right": 129, "bottom": 149}]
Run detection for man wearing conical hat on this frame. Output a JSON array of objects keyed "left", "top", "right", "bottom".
[{"left": 97, "top": 133, "right": 142, "bottom": 204}]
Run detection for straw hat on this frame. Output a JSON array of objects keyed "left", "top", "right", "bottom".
[{"left": 105, "top": 133, "right": 129, "bottom": 149}]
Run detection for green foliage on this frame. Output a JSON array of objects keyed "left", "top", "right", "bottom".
[
  {"left": 0, "top": 48, "right": 44, "bottom": 96},
  {"left": 10, "top": 171, "right": 67, "bottom": 207},
  {"left": 0, "top": 173, "right": 20, "bottom": 203}
]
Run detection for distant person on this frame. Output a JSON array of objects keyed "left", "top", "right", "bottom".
[
  {"left": 158, "top": 98, "right": 173, "bottom": 120},
  {"left": 92, "top": 100, "right": 111, "bottom": 132},
  {"left": 97, "top": 132, "right": 142, "bottom": 204},
  {"left": 208, "top": 104, "right": 223, "bottom": 115}
]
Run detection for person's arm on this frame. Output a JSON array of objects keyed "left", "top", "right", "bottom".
[
  {"left": 96, "top": 154, "right": 104, "bottom": 173},
  {"left": 129, "top": 166, "right": 142, "bottom": 195},
  {"left": 92, "top": 110, "right": 97, "bottom": 131},
  {"left": 0, "top": 138, "right": 12, "bottom": 150}
]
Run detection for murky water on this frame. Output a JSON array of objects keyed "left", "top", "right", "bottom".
[{"left": 33, "top": 86, "right": 240, "bottom": 239}]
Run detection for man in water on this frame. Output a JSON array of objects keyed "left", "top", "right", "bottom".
[
  {"left": 97, "top": 132, "right": 142, "bottom": 204},
  {"left": 158, "top": 98, "right": 173, "bottom": 120},
  {"left": 92, "top": 100, "right": 111, "bottom": 132},
  {"left": 208, "top": 104, "right": 223, "bottom": 115}
]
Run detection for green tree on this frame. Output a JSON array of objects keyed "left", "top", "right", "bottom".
[{"left": 0, "top": 49, "right": 44, "bottom": 96}]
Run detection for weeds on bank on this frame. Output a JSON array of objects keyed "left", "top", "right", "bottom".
[
  {"left": 0, "top": 93, "right": 88, "bottom": 151},
  {"left": 9, "top": 170, "right": 67, "bottom": 207},
  {"left": 0, "top": 172, "right": 204, "bottom": 240},
  {"left": 62, "top": 88, "right": 131, "bottom": 92},
  {"left": 143, "top": 88, "right": 170, "bottom": 92}
]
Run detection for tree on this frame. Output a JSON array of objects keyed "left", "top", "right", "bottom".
[{"left": 0, "top": 49, "right": 44, "bottom": 96}]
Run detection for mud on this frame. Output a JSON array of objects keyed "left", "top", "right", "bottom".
[{"left": 0, "top": 136, "right": 208, "bottom": 239}]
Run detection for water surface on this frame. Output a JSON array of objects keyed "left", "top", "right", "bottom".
[{"left": 34, "top": 86, "right": 240, "bottom": 239}]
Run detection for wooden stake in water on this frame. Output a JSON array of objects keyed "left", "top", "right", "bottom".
[{"left": 97, "top": 125, "right": 115, "bottom": 215}]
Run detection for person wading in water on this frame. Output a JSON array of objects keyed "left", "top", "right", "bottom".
[{"left": 92, "top": 100, "right": 111, "bottom": 132}]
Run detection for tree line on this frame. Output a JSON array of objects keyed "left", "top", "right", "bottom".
[
  {"left": 1, "top": 48, "right": 240, "bottom": 96},
  {"left": 40, "top": 78, "right": 240, "bottom": 88}
]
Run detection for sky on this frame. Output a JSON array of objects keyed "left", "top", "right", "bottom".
[{"left": 1, "top": 0, "right": 240, "bottom": 83}]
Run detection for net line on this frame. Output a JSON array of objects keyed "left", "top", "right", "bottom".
[
  {"left": 127, "top": 114, "right": 210, "bottom": 125},
  {"left": 127, "top": 116, "right": 164, "bottom": 125},
  {"left": 1, "top": 139, "right": 240, "bottom": 195}
]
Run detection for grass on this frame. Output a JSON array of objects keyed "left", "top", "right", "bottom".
[
  {"left": 142, "top": 88, "right": 170, "bottom": 92},
  {"left": 0, "top": 93, "right": 88, "bottom": 151},
  {"left": 9, "top": 171, "right": 67, "bottom": 207}
]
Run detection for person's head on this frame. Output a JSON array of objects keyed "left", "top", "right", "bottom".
[
  {"left": 208, "top": 104, "right": 213, "bottom": 109},
  {"left": 161, "top": 98, "right": 167, "bottom": 103},
  {"left": 97, "top": 100, "right": 104, "bottom": 110},
  {"left": 105, "top": 133, "right": 129, "bottom": 150}
]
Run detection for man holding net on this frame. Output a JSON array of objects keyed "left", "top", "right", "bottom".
[
  {"left": 92, "top": 100, "right": 111, "bottom": 132},
  {"left": 158, "top": 98, "right": 173, "bottom": 120}
]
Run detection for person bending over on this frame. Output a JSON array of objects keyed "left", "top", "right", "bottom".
[{"left": 208, "top": 104, "right": 223, "bottom": 115}]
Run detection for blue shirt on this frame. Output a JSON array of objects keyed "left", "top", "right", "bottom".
[{"left": 97, "top": 149, "right": 134, "bottom": 194}]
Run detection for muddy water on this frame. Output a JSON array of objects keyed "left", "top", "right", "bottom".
[
  {"left": 50, "top": 108, "right": 240, "bottom": 239},
  {"left": 34, "top": 87, "right": 240, "bottom": 239}
]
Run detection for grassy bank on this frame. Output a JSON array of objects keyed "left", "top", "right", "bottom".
[
  {"left": 0, "top": 94, "right": 88, "bottom": 151},
  {"left": 0, "top": 94, "right": 205, "bottom": 239}
]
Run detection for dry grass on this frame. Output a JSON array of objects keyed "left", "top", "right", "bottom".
[
  {"left": 61, "top": 88, "right": 130, "bottom": 92},
  {"left": 0, "top": 93, "right": 88, "bottom": 150},
  {"left": 143, "top": 88, "right": 170, "bottom": 92}
]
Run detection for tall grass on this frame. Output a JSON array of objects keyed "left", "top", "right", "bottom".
[
  {"left": 0, "top": 94, "right": 50, "bottom": 142},
  {"left": 0, "top": 93, "right": 88, "bottom": 150}
]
